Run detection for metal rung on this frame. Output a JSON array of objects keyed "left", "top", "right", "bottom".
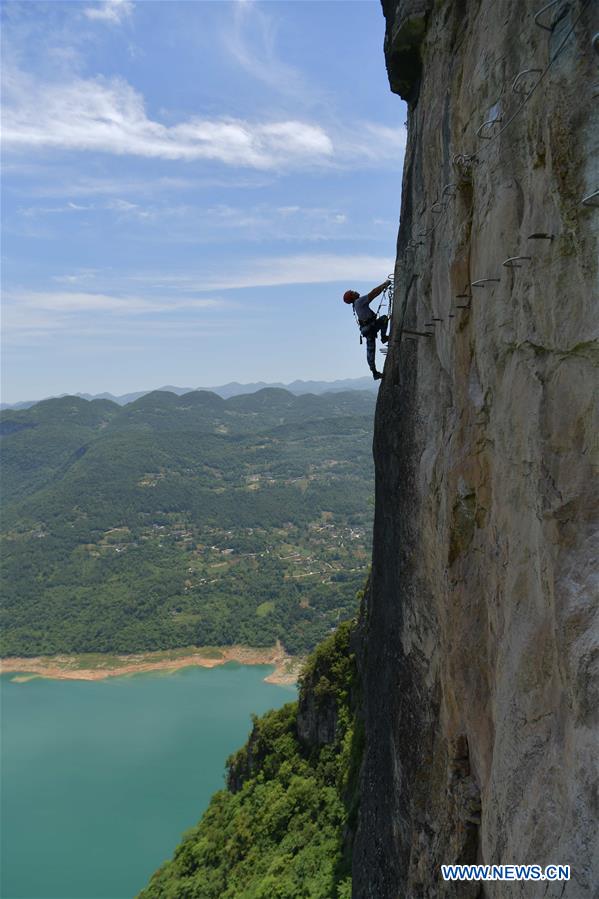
[
  {"left": 528, "top": 232, "right": 554, "bottom": 240},
  {"left": 512, "top": 68, "right": 543, "bottom": 94},
  {"left": 476, "top": 117, "right": 502, "bottom": 139},
  {"left": 431, "top": 317, "right": 444, "bottom": 322},
  {"left": 452, "top": 153, "right": 477, "bottom": 167},
  {"left": 456, "top": 305, "right": 471, "bottom": 309},
  {"left": 471, "top": 278, "right": 500, "bottom": 286},
  {"left": 402, "top": 330, "right": 432, "bottom": 338},
  {"left": 534, "top": 0, "right": 561, "bottom": 31},
  {"left": 456, "top": 293, "right": 471, "bottom": 298},
  {"left": 581, "top": 190, "right": 599, "bottom": 207},
  {"left": 379, "top": 347, "right": 388, "bottom": 355},
  {"left": 502, "top": 256, "right": 532, "bottom": 267}
]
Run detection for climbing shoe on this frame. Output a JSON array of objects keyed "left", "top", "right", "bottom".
[{"left": 372, "top": 370, "right": 384, "bottom": 380}]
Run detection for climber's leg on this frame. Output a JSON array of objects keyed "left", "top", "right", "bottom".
[
  {"left": 366, "top": 336, "right": 376, "bottom": 370},
  {"left": 378, "top": 315, "right": 389, "bottom": 344},
  {"left": 366, "top": 336, "right": 382, "bottom": 379}
]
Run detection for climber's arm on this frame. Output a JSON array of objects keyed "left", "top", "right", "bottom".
[{"left": 367, "top": 279, "right": 391, "bottom": 302}]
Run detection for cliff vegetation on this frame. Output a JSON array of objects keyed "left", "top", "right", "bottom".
[{"left": 138, "top": 619, "right": 361, "bottom": 899}]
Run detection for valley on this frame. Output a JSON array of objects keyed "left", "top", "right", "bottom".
[{"left": 1, "top": 388, "right": 375, "bottom": 658}]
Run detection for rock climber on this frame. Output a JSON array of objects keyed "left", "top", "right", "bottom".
[{"left": 343, "top": 279, "right": 391, "bottom": 380}]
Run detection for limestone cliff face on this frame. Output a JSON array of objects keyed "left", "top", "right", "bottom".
[{"left": 354, "top": 2, "right": 598, "bottom": 896}]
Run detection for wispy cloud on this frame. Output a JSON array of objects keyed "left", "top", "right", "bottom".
[
  {"left": 344, "top": 123, "right": 407, "bottom": 163},
  {"left": 204, "top": 253, "right": 396, "bottom": 290},
  {"left": 18, "top": 201, "right": 95, "bottom": 217},
  {"left": 4, "top": 172, "right": 273, "bottom": 199},
  {"left": 83, "top": 1, "right": 134, "bottom": 25},
  {"left": 2, "top": 316, "right": 230, "bottom": 347},
  {"left": 2, "top": 69, "right": 333, "bottom": 169},
  {"left": 175, "top": 203, "right": 353, "bottom": 242},
  {"left": 3, "top": 289, "right": 225, "bottom": 316},
  {"left": 224, "top": 0, "right": 321, "bottom": 107},
  {"left": 131, "top": 253, "right": 395, "bottom": 292},
  {"left": 2, "top": 289, "right": 231, "bottom": 346},
  {"left": 52, "top": 270, "right": 101, "bottom": 285},
  {"left": 2, "top": 67, "right": 404, "bottom": 171},
  {"left": 2, "top": 255, "right": 392, "bottom": 346},
  {"left": 11, "top": 196, "right": 380, "bottom": 243}
]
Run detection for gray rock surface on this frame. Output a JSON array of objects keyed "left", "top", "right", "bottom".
[{"left": 354, "top": 1, "right": 599, "bottom": 896}]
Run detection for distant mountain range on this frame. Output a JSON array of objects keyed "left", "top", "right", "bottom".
[{"left": 0, "top": 377, "right": 378, "bottom": 410}]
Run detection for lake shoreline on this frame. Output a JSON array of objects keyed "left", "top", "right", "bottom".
[{"left": 0, "top": 643, "right": 303, "bottom": 686}]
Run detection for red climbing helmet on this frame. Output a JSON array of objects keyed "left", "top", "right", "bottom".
[{"left": 343, "top": 290, "right": 357, "bottom": 304}]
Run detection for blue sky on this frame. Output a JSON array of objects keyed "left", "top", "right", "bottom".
[{"left": 1, "top": 0, "right": 406, "bottom": 402}]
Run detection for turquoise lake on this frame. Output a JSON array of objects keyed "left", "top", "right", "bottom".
[{"left": 1, "top": 664, "right": 295, "bottom": 899}]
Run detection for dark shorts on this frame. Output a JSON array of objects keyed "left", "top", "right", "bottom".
[{"left": 359, "top": 314, "right": 388, "bottom": 339}]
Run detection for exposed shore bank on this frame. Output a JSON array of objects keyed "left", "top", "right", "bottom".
[{"left": 1, "top": 643, "right": 302, "bottom": 686}]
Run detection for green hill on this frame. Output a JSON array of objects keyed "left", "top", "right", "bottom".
[
  {"left": 1, "top": 390, "right": 375, "bottom": 657},
  {"left": 138, "top": 621, "right": 359, "bottom": 899}
]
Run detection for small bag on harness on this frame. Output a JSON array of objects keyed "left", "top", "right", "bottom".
[
  {"left": 358, "top": 317, "right": 377, "bottom": 342},
  {"left": 354, "top": 311, "right": 376, "bottom": 344}
]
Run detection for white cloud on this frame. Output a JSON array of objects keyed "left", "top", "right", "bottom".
[
  {"left": 206, "top": 254, "right": 396, "bottom": 290},
  {"left": 1, "top": 290, "right": 232, "bottom": 347},
  {"left": 340, "top": 123, "right": 407, "bottom": 164},
  {"left": 224, "top": 0, "right": 319, "bottom": 107},
  {"left": 83, "top": 1, "right": 134, "bottom": 25},
  {"left": 3, "top": 290, "right": 224, "bottom": 316},
  {"left": 1, "top": 316, "right": 229, "bottom": 347},
  {"left": 8, "top": 173, "right": 272, "bottom": 199},
  {"left": 106, "top": 198, "right": 138, "bottom": 212},
  {"left": 2, "top": 69, "right": 333, "bottom": 169},
  {"left": 2, "top": 68, "right": 404, "bottom": 171},
  {"left": 52, "top": 270, "right": 100, "bottom": 285},
  {"left": 11, "top": 196, "right": 371, "bottom": 243},
  {"left": 18, "top": 201, "right": 95, "bottom": 217},
  {"left": 1, "top": 257, "right": 392, "bottom": 346},
  {"left": 200, "top": 203, "right": 350, "bottom": 237},
  {"left": 131, "top": 253, "right": 395, "bottom": 292}
]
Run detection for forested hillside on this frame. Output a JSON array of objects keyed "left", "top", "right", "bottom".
[
  {"left": 1, "top": 389, "right": 375, "bottom": 657},
  {"left": 138, "top": 621, "right": 359, "bottom": 899}
]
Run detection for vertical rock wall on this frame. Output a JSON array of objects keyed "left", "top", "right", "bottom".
[{"left": 354, "top": 1, "right": 598, "bottom": 896}]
